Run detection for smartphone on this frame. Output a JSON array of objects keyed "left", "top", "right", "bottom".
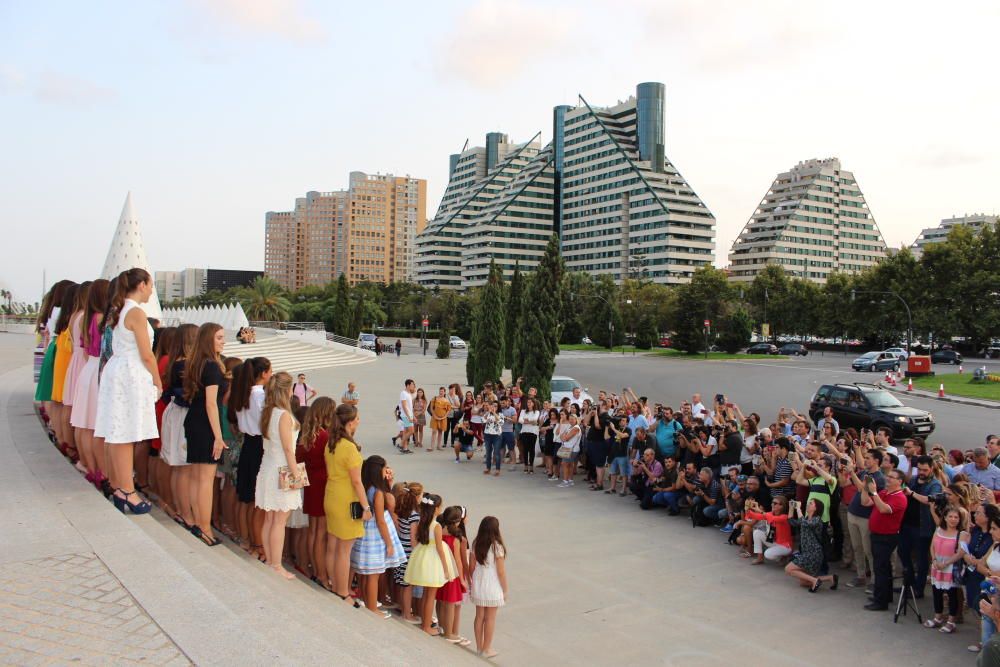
[{"left": 726, "top": 402, "right": 734, "bottom": 408}]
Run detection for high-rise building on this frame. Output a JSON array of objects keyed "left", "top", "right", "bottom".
[
  {"left": 415, "top": 82, "right": 716, "bottom": 288},
  {"left": 910, "top": 213, "right": 998, "bottom": 258},
  {"left": 155, "top": 268, "right": 263, "bottom": 303},
  {"left": 728, "top": 158, "right": 887, "bottom": 283},
  {"left": 265, "top": 172, "right": 426, "bottom": 290}
]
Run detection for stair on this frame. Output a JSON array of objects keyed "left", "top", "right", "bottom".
[{"left": 223, "top": 336, "right": 373, "bottom": 374}]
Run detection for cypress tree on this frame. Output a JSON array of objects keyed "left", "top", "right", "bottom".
[
  {"left": 332, "top": 274, "right": 350, "bottom": 337},
  {"left": 505, "top": 261, "right": 523, "bottom": 370},
  {"left": 535, "top": 234, "right": 564, "bottom": 360},
  {"left": 471, "top": 259, "right": 506, "bottom": 390}
]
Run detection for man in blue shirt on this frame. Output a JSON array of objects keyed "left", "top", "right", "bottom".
[
  {"left": 652, "top": 406, "right": 682, "bottom": 460},
  {"left": 627, "top": 403, "right": 649, "bottom": 451},
  {"left": 900, "top": 455, "right": 943, "bottom": 596},
  {"left": 961, "top": 448, "right": 1000, "bottom": 491}
]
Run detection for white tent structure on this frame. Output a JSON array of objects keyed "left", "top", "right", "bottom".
[
  {"left": 161, "top": 303, "right": 250, "bottom": 332},
  {"left": 100, "top": 192, "right": 162, "bottom": 319}
]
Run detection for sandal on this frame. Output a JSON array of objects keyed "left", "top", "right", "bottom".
[
  {"left": 809, "top": 580, "right": 822, "bottom": 593},
  {"left": 332, "top": 591, "right": 361, "bottom": 608},
  {"left": 190, "top": 526, "right": 222, "bottom": 547},
  {"left": 940, "top": 621, "right": 957, "bottom": 634},
  {"left": 121, "top": 490, "right": 152, "bottom": 515},
  {"left": 739, "top": 551, "right": 752, "bottom": 559},
  {"left": 923, "top": 618, "right": 943, "bottom": 629}
]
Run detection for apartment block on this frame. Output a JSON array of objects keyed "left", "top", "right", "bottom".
[
  {"left": 910, "top": 213, "right": 999, "bottom": 258},
  {"left": 415, "top": 82, "right": 716, "bottom": 288},
  {"left": 265, "top": 172, "right": 426, "bottom": 290},
  {"left": 155, "top": 268, "right": 262, "bottom": 303},
  {"left": 728, "top": 158, "right": 887, "bottom": 283}
]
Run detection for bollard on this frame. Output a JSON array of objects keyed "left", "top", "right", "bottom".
[
  {"left": 907, "top": 377, "right": 913, "bottom": 392},
  {"left": 959, "top": 364, "right": 963, "bottom": 374},
  {"left": 938, "top": 383, "right": 945, "bottom": 398}
]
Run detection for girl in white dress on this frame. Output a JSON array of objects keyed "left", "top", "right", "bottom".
[
  {"left": 470, "top": 516, "right": 507, "bottom": 659},
  {"left": 94, "top": 269, "right": 161, "bottom": 514},
  {"left": 255, "top": 371, "right": 304, "bottom": 579}
]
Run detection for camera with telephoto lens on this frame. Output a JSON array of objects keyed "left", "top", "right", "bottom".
[
  {"left": 982, "top": 580, "right": 998, "bottom": 599},
  {"left": 926, "top": 492, "right": 949, "bottom": 514}
]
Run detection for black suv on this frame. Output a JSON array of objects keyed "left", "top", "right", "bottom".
[{"left": 809, "top": 383, "right": 935, "bottom": 440}]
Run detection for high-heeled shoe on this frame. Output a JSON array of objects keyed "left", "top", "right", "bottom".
[
  {"left": 121, "top": 490, "right": 152, "bottom": 515},
  {"left": 111, "top": 491, "right": 127, "bottom": 513}
]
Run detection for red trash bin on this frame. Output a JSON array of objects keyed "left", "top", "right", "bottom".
[{"left": 906, "top": 355, "right": 933, "bottom": 377}]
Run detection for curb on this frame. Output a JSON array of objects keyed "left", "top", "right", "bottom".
[{"left": 881, "top": 382, "right": 1000, "bottom": 410}]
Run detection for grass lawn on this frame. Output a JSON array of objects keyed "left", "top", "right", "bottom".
[{"left": 910, "top": 373, "right": 1000, "bottom": 401}]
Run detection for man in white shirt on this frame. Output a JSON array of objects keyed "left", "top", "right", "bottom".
[
  {"left": 398, "top": 379, "right": 415, "bottom": 453},
  {"left": 691, "top": 394, "right": 708, "bottom": 421},
  {"left": 570, "top": 386, "right": 584, "bottom": 408}
]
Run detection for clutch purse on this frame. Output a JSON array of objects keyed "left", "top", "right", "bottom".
[
  {"left": 278, "top": 463, "right": 309, "bottom": 490},
  {"left": 350, "top": 501, "right": 364, "bottom": 520}
]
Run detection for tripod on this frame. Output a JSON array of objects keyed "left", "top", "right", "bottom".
[{"left": 893, "top": 575, "right": 923, "bottom": 624}]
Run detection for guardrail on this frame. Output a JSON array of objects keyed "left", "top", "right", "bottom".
[
  {"left": 248, "top": 321, "right": 325, "bottom": 331},
  {"left": 325, "top": 332, "right": 361, "bottom": 348}
]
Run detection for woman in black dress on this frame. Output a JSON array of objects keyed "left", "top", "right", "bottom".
[{"left": 183, "top": 323, "right": 229, "bottom": 547}]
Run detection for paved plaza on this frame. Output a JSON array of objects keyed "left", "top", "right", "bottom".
[{"left": 1, "top": 332, "right": 989, "bottom": 665}]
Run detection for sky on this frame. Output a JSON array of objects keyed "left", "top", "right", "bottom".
[{"left": 2, "top": 0, "right": 998, "bottom": 304}]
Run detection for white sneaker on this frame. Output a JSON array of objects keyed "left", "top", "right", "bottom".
[
  {"left": 567, "top": 480, "right": 575, "bottom": 486},
  {"left": 558, "top": 481, "right": 570, "bottom": 487}
]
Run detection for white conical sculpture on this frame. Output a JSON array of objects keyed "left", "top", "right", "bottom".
[
  {"left": 100, "top": 192, "right": 162, "bottom": 319},
  {"left": 223, "top": 304, "right": 236, "bottom": 330},
  {"left": 211, "top": 305, "right": 222, "bottom": 323},
  {"left": 234, "top": 302, "right": 249, "bottom": 329}
]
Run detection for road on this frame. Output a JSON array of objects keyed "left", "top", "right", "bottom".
[{"left": 555, "top": 351, "right": 997, "bottom": 447}]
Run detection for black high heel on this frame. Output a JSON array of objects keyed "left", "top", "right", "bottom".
[
  {"left": 332, "top": 591, "right": 361, "bottom": 608},
  {"left": 111, "top": 490, "right": 127, "bottom": 513}
]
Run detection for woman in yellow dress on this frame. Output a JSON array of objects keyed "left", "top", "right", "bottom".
[
  {"left": 323, "top": 403, "right": 371, "bottom": 606},
  {"left": 50, "top": 284, "right": 79, "bottom": 458}
]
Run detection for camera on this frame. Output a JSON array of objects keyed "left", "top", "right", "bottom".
[
  {"left": 927, "top": 492, "right": 950, "bottom": 514},
  {"left": 982, "top": 579, "right": 998, "bottom": 599}
]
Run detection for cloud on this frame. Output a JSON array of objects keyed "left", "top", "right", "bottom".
[
  {"left": 435, "top": 0, "right": 577, "bottom": 87},
  {"left": 913, "top": 146, "right": 985, "bottom": 169},
  {"left": 0, "top": 65, "right": 115, "bottom": 106},
  {"left": 189, "top": 0, "right": 325, "bottom": 43}
]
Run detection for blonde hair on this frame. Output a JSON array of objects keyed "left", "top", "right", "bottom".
[{"left": 261, "top": 371, "right": 298, "bottom": 436}]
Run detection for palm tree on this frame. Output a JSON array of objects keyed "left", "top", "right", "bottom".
[{"left": 245, "top": 276, "right": 292, "bottom": 322}]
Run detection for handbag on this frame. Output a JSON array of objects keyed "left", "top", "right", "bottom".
[
  {"left": 350, "top": 501, "right": 364, "bottom": 520},
  {"left": 556, "top": 445, "right": 573, "bottom": 460},
  {"left": 277, "top": 462, "right": 309, "bottom": 490}
]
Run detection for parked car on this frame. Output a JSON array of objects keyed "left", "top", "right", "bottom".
[
  {"left": 658, "top": 335, "right": 672, "bottom": 348},
  {"left": 851, "top": 351, "right": 901, "bottom": 372},
  {"left": 778, "top": 343, "right": 809, "bottom": 356},
  {"left": 449, "top": 336, "right": 466, "bottom": 349},
  {"left": 550, "top": 376, "right": 593, "bottom": 406},
  {"left": 581, "top": 336, "right": 593, "bottom": 345},
  {"left": 931, "top": 349, "right": 963, "bottom": 365},
  {"left": 358, "top": 332, "right": 377, "bottom": 351},
  {"left": 809, "top": 382, "right": 935, "bottom": 440},
  {"left": 884, "top": 347, "right": 909, "bottom": 360},
  {"left": 746, "top": 343, "right": 779, "bottom": 355},
  {"left": 983, "top": 346, "right": 1000, "bottom": 359}
]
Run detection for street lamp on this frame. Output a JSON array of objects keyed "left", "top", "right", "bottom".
[{"left": 852, "top": 289, "right": 913, "bottom": 355}]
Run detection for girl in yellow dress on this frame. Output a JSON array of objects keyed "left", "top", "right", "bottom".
[{"left": 404, "top": 493, "right": 456, "bottom": 636}]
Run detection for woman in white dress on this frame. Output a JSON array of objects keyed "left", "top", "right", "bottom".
[
  {"left": 255, "top": 371, "right": 304, "bottom": 579},
  {"left": 94, "top": 268, "right": 161, "bottom": 514}
]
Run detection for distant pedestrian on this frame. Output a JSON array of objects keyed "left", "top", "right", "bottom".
[
  {"left": 341, "top": 382, "right": 360, "bottom": 407},
  {"left": 292, "top": 373, "right": 317, "bottom": 406},
  {"left": 395, "top": 339, "right": 402, "bottom": 357}
]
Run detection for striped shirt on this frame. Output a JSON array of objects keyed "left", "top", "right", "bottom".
[{"left": 770, "top": 458, "right": 795, "bottom": 497}]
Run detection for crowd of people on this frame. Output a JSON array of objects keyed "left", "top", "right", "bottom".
[
  {"left": 31, "top": 270, "right": 508, "bottom": 659},
  {"left": 396, "top": 376, "right": 1000, "bottom": 661},
  {"left": 236, "top": 326, "right": 256, "bottom": 344}
]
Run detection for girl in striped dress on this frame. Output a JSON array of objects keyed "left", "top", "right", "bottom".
[
  {"left": 350, "top": 455, "right": 406, "bottom": 617},
  {"left": 392, "top": 482, "right": 423, "bottom": 623}
]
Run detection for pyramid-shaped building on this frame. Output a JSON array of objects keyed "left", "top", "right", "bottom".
[
  {"left": 100, "top": 193, "right": 162, "bottom": 318},
  {"left": 728, "top": 158, "right": 887, "bottom": 284}
]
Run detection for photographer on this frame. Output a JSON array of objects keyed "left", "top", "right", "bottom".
[
  {"left": 785, "top": 498, "right": 839, "bottom": 593},
  {"left": 650, "top": 405, "right": 682, "bottom": 461},
  {"left": 690, "top": 467, "right": 723, "bottom": 527},
  {"left": 763, "top": 438, "right": 795, "bottom": 499},
  {"left": 652, "top": 460, "right": 693, "bottom": 515},
  {"left": 583, "top": 400, "right": 611, "bottom": 490},
  {"left": 718, "top": 420, "right": 745, "bottom": 478},
  {"left": 630, "top": 448, "right": 664, "bottom": 509},
  {"left": 791, "top": 450, "right": 837, "bottom": 524},
  {"left": 696, "top": 426, "right": 720, "bottom": 475},
  {"left": 900, "top": 455, "right": 944, "bottom": 596},
  {"left": 845, "top": 448, "right": 885, "bottom": 589},
  {"left": 605, "top": 415, "right": 632, "bottom": 497},
  {"left": 860, "top": 469, "right": 908, "bottom": 611},
  {"left": 744, "top": 496, "right": 793, "bottom": 564}
]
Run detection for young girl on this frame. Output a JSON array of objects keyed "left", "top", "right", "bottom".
[
  {"left": 518, "top": 398, "right": 541, "bottom": 474},
  {"left": 69, "top": 279, "right": 110, "bottom": 490},
  {"left": 50, "top": 283, "right": 79, "bottom": 460},
  {"left": 160, "top": 324, "right": 198, "bottom": 527},
  {"left": 216, "top": 356, "right": 242, "bottom": 540},
  {"left": 230, "top": 357, "right": 272, "bottom": 559},
  {"left": 437, "top": 506, "right": 471, "bottom": 647},
  {"left": 183, "top": 323, "right": 230, "bottom": 545},
  {"left": 558, "top": 413, "right": 582, "bottom": 488},
  {"left": 254, "top": 371, "right": 303, "bottom": 578},
  {"left": 412, "top": 388, "right": 427, "bottom": 449},
  {"left": 470, "top": 515, "right": 507, "bottom": 659},
  {"left": 924, "top": 505, "right": 970, "bottom": 633},
  {"left": 297, "top": 397, "right": 336, "bottom": 590},
  {"left": 62, "top": 281, "right": 91, "bottom": 470},
  {"left": 392, "top": 482, "right": 423, "bottom": 622},
  {"left": 404, "top": 493, "right": 455, "bottom": 636},
  {"left": 350, "top": 455, "right": 407, "bottom": 616}
]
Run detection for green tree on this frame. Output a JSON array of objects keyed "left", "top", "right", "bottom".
[
  {"left": 245, "top": 276, "right": 291, "bottom": 322},
  {"left": 669, "top": 266, "right": 733, "bottom": 353},
  {"left": 587, "top": 274, "right": 623, "bottom": 348},
  {"left": 559, "top": 271, "right": 591, "bottom": 344},
  {"left": 747, "top": 265, "right": 791, "bottom": 341},
  {"left": 634, "top": 314, "right": 657, "bottom": 349},
  {"left": 518, "top": 286, "right": 554, "bottom": 400},
  {"left": 468, "top": 259, "right": 505, "bottom": 390},
  {"left": 718, "top": 307, "right": 753, "bottom": 353},
  {"left": 326, "top": 274, "right": 351, "bottom": 336},
  {"left": 534, "top": 234, "right": 565, "bottom": 360},
  {"left": 505, "top": 261, "right": 523, "bottom": 369}
]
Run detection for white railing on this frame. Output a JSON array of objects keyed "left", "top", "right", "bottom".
[{"left": 325, "top": 332, "right": 361, "bottom": 348}]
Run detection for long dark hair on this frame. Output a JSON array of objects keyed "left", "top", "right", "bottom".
[
  {"left": 327, "top": 403, "right": 359, "bottom": 454},
  {"left": 228, "top": 356, "right": 271, "bottom": 414},
  {"left": 166, "top": 323, "right": 198, "bottom": 382},
  {"left": 414, "top": 493, "right": 442, "bottom": 545},
  {"left": 54, "top": 283, "right": 79, "bottom": 335},
  {"left": 472, "top": 515, "right": 505, "bottom": 565},
  {"left": 393, "top": 482, "right": 423, "bottom": 518},
  {"left": 108, "top": 268, "right": 151, "bottom": 328},
  {"left": 361, "top": 455, "right": 389, "bottom": 494},
  {"left": 438, "top": 505, "right": 465, "bottom": 539},
  {"left": 154, "top": 326, "right": 177, "bottom": 360},
  {"left": 81, "top": 279, "right": 110, "bottom": 349},
  {"left": 183, "top": 323, "right": 225, "bottom": 402},
  {"left": 37, "top": 279, "right": 74, "bottom": 331}
]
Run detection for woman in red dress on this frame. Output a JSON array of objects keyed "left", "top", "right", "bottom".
[{"left": 297, "top": 396, "right": 336, "bottom": 589}]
